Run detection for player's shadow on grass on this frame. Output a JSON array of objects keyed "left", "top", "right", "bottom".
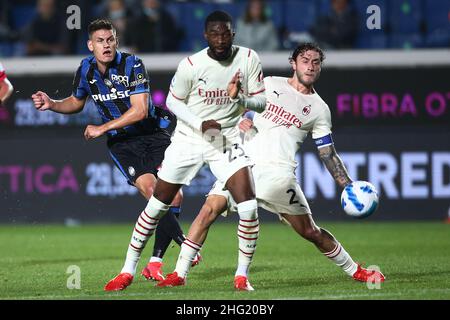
[
  {"left": 194, "top": 265, "right": 346, "bottom": 289},
  {"left": 258, "top": 275, "right": 345, "bottom": 290},
  {"left": 194, "top": 265, "right": 275, "bottom": 280}
]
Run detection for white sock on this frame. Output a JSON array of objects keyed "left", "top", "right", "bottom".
[
  {"left": 236, "top": 199, "right": 259, "bottom": 278},
  {"left": 149, "top": 256, "right": 163, "bottom": 263},
  {"left": 174, "top": 238, "right": 202, "bottom": 278},
  {"left": 235, "top": 264, "right": 250, "bottom": 277},
  {"left": 120, "top": 197, "right": 169, "bottom": 275},
  {"left": 323, "top": 243, "right": 358, "bottom": 276}
]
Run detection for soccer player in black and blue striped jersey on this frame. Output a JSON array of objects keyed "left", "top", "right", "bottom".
[{"left": 31, "top": 19, "right": 201, "bottom": 291}]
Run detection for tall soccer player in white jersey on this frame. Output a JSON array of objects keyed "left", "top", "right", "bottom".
[
  {"left": 158, "top": 43, "right": 385, "bottom": 290},
  {"left": 105, "top": 11, "right": 266, "bottom": 291}
]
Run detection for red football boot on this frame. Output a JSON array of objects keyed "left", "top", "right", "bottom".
[
  {"left": 352, "top": 263, "right": 385, "bottom": 283},
  {"left": 156, "top": 272, "right": 185, "bottom": 287},
  {"left": 141, "top": 262, "right": 165, "bottom": 281},
  {"left": 234, "top": 276, "right": 254, "bottom": 291},
  {"left": 104, "top": 273, "right": 133, "bottom": 291}
]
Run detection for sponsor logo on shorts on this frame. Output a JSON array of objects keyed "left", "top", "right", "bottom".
[{"left": 128, "top": 166, "right": 136, "bottom": 176}]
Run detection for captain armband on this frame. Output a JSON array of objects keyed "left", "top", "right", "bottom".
[{"left": 314, "top": 134, "right": 334, "bottom": 149}]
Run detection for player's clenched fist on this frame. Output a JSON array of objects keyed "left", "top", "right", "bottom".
[
  {"left": 238, "top": 118, "right": 253, "bottom": 133},
  {"left": 31, "top": 91, "right": 52, "bottom": 111},
  {"left": 84, "top": 124, "right": 106, "bottom": 140}
]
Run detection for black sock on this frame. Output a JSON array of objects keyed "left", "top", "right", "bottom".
[{"left": 152, "top": 207, "right": 185, "bottom": 259}]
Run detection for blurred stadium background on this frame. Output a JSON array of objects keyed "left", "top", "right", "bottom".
[
  {"left": 0, "top": 0, "right": 449, "bottom": 225},
  {"left": 0, "top": 0, "right": 449, "bottom": 302}
]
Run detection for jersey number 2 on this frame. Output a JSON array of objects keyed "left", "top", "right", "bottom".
[{"left": 286, "top": 189, "right": 299, "bottom": 205}]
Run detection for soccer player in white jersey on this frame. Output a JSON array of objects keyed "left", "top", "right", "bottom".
[
  {"left": 158, "top": 43, "right": 385, "bottom": 290},
  {"left": 105, "top": 10, "right": 266, "bottom": 291}
]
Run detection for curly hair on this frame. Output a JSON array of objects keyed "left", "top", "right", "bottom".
[{"left": 289, "top": 43, "right": 325, "bottom": 64}]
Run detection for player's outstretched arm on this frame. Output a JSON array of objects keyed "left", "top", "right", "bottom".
[
  {"left": 31, "top": 91, "right": 85, "bottom": 114},
  {"left": 84, "top": 92, "right": 148, "bottom": 140},
  {"left": 318, "top": 145, "right": 352, "bottom": 188}
]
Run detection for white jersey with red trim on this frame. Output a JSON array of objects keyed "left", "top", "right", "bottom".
[
  {"left": 169, "top": 45, "right": 265, "bottom": 135},
  {"left": 246, "top": 76, "right": 332, "bottom": 169},
  {"left": 0, "top": 62, "right": 6, "bottom": 82}
]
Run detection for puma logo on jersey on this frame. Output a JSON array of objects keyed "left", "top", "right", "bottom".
[{"left": 273, "top": 90, "right": 283, "bottom": 98}]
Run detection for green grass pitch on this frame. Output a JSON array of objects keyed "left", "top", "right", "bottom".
[{"left": 0, "top": 221, "right": 449, "bottom": 300}]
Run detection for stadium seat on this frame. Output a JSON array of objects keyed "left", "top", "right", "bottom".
[
  {"left": 424, "top": 0, "right": 450, "bottom": 32},
  {"left": 317, "top": 0, "right": 332, "bottom": 16},
  {"left": 285, "top": 0, "right": 317, "bottom": 32},
  {"left": 389, "top": 0, "right": 423, "bottom": 33},
  {"left": 354, "top": 0, "right": 388, "bottom": 33},
  {"left": 425, "top": 30, "right": 450, "bottom": 48},
  {"left": 11, "top": 4, "right": 36, "bottom": 30},
  {"left": 265, "top": 0, "right": 284, "bottom": 30},
  {"left": 213, "top": 2, "right": 247, "bottom": 22},
  {"left": 178, "top": 2, "right": 215, "bottom": 38},
  {"left": 355, "top": 33, "right": 388, "bottom": 49},
  {"left": 178, "top": 36, "right": 207, "bottom": 53},
  {"left": 388, "top": 33, "right": 424, "bottom": 49},
  {"left": 166, "top": 2, "right": 183, "bottom": 24},
  {"left": 0, "top": 42, "right": 13, "bottom": 57}
]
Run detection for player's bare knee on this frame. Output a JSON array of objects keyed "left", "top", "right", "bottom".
[
  {"left": 141, "top": 186, "right": 155, "bottom": 200},
  {"left": 197, "top": 204, "right": 217, "bottom": 227}
]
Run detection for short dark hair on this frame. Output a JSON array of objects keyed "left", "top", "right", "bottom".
[
  {"left": 88, "top": 19, "right": 115, "bottom": 38},
  {"left": 204, "top": 10, "right": 233, "bottom": 31},
  {"left": 289, "top": 43, "right": 325, "bottom": 64}
]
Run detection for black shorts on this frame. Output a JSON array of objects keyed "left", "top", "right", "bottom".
[{"left": 108, "top": 131, "right": 171, "bottom": 185}]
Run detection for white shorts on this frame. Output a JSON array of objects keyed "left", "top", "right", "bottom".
[
  {"left": 158, "top": 126, "right": 253, "bottom": 186},
  {"left": 208, "top": 164, "right": 311, "bottom": 219}
]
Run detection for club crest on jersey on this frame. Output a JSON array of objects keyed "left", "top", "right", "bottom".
[
  {"left": 302, "top": 105, "right": 311, "bottom": 116},
  {"left": 111, "top": 74, "right": 129, "bottom": 87},
  {"left": 104, "top": 78, "right": 113, "bottom": 87}
]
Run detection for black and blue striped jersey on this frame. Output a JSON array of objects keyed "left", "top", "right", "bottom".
[{"left": 72, "top": 51, "right": 159, "bottom": 139}]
